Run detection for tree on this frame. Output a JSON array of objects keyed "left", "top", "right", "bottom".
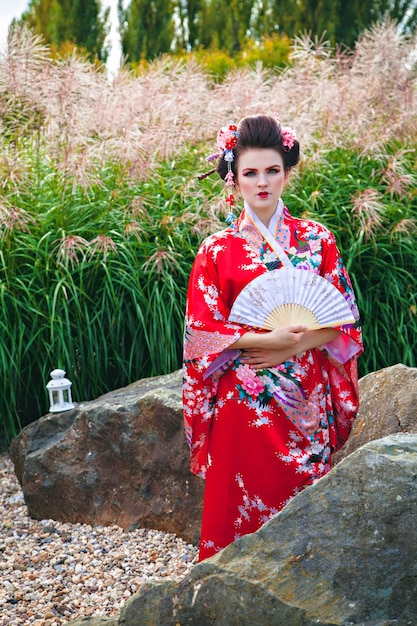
[
  {"left": 290, "top": 0, "right": 343, "bottom": 45},
  {"left": 337, "top": 0, "right": 373, "bottom": 47},
  {"left": 196, "top": 0, "right": 233, "bottom": 51},
  {"left": 175, "top": 0, "right": 202, "bottom": 51},
  {"left": 117, "top": 0, "right": 417, "bottom": 65},
  {"left": 72, "top": 0, "right": 109, "bottom": 59},
  {"left": 119, "top": 0, "right": 174, "bottom": 61},
  {"left": 19, "top": 0, "right": 110, "bottom": 62},
  {"left": 371, "top": 0, "right": 417, "bottom": 34},
  {"left": 194, "top": 0, "right": 255, "bottom": 53},
  {"left": 229, "top": 0, "right": 256, "bottom": 52},
  {"left": 288, "top": 0, "right": 417, "bottom": 48}
]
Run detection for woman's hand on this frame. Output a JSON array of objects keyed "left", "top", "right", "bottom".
[
  {"left": 231, "top": 327, "right": 341, "bottom": 367},
  {"left": 266, "top": 325, "right": 307, "bottom": 349},
  {"left": 240, "top": 348, "right": 290, "bottom": 369},
  {"left": 231, "top": 325, "right": 307, "bottom": 351}
]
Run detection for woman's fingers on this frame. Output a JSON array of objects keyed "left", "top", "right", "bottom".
[{"left": 240, "top": 349, "right": 284, "bottom": 368}]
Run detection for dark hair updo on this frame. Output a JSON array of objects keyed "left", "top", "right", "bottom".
[{"left": 216, "top": 114, "right": 300, "bottom": 182}]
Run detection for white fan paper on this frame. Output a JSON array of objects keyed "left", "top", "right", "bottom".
[{"left": 229, "top": 268, "right": 355, "bottom": 330}]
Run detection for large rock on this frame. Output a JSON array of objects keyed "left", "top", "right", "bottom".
[
  {"left": 10, "top": 363, "right": 417, "bottom": 548},
  {"left": 334, "top": 363, "right": 417, "bottom": 464},
  {"left": 9, "top": 370, "right": 204, "bottom": 545},
  {"left": 67, "top": 433, "right": 417, "bottom": 626}
]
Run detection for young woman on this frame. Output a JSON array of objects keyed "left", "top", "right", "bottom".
[{"left": 183, "top": 114, "right": 363, "bottom": 561}]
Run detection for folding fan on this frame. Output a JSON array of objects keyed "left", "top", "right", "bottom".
[{"left": 229, "top": 268, "right": 355, "bottom": 330}]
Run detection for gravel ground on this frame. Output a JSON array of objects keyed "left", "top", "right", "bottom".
[{"left": 0, "top": 453, "right": 198, "bottom": 626}]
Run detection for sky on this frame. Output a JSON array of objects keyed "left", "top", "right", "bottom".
[{"left": 0, "top": 0, "right": 122, "bottom": 76}]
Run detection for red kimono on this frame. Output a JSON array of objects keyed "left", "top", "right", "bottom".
[{"left": 183, "top": 203, "right": 363, "bottom": 561}]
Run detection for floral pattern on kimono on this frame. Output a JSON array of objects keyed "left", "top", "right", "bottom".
[{"left": 183, "top": 203, "right": 363, "bottom": 561}]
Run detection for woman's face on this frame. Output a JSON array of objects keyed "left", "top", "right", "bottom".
[{"left": 235, "top": 148, "right": 287, "bottom": 226}]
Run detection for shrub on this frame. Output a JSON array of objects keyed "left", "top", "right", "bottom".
[{"left": 237, "top": 34, "right": 292, "bottom": 70}]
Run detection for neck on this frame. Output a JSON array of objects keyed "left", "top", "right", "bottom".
[{"left": 244, "top": 199, "right": 283, "bottom": 233}]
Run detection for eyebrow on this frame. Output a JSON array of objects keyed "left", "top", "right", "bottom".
[{"left": 241, "top": 164, "right": 282, "bottom": 171}]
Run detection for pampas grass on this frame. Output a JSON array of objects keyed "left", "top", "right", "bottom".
[{"left": 0, "top": 22, "right": 416, "bottom": 440}]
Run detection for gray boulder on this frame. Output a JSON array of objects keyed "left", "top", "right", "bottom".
[
  {"left": 66, "top": 433, "right": 417, "bottom": 625},
  {"left": 9, "top": 370, "right": 204, "bottom": 545},
  {"left": 334, "top": 363, "right": 417, "bottom": 464}
]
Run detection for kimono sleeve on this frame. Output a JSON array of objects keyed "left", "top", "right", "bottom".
[
  {"left": 320, "top": 229, "right": 363, "bottom": 363},
  {"left": 182, "top": 235, "right": 246, "bottom": 478},
  {"left": 319, "top": 230, "right": 363, "bottom": 451}
]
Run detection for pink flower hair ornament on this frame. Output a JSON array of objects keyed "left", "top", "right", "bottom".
[
  {"left": 281, "top": 126, "right": 297, "bottom": 151},
  {"left": 213, "top": 121, "right": 239, "bottom": 222},
  {"left": 216, "top": 122, "right": 238, "bottom": 155}
]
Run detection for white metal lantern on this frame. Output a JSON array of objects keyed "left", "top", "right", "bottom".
[{"left": 46, "top": 369, "right": 75, "bottom": 413}]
